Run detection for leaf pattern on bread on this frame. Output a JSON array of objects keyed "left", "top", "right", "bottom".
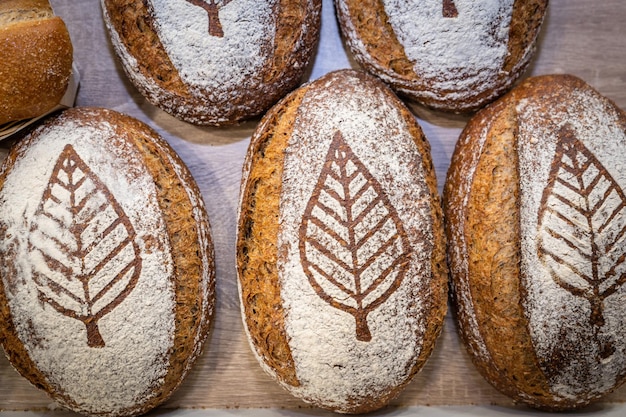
[
  {"left": 537, "top": 124, "right": 626, "bottom": 359},
  {"left": 28, "top": 144, "right": 141, "bottom": 348},
  {"left": 299, "top": 131, "right": 410, "bottom": 342}
]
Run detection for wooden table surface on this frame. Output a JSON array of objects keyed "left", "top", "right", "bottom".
[{"left": 1, "top": 0, "right": 625, "bottom": 414}]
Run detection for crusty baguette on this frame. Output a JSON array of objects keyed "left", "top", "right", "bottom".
[
  {"left": 0, "top": 0, "right": 73, "bottom": 125},
  {"left": 444, "top": 74, "right": 626, "bottom": 410}
]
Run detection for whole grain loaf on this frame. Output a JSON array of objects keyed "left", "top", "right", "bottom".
[
  {"left": 101, "top": 0, "right": 321, "bottom": 126},
  {"left": 0, "top": 107, "right": 215, "bottom": 417},
  {"left": 444, "top": 74, "right": 626, "bottom": 410},
  {"left": 335, "top": 0, "right": 547, "bottom": 113},
  {"left": 237, "top": 69, "right": 448, "bottom": 413}
]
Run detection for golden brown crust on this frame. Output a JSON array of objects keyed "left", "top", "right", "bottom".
[
  {"left": 0, "top": 107, "right": 214, "bottom": 417},
  {"left": 336, "top": 0, "right": 416, "bottom": 79},
  {"left": 336, "top": 0, "right": 548, "bottom": 113},
  {"left": 101, "top": 0, "right": 191, "bottom": 100},
  {"left": 0, "top": 0, "right": 73, "bottom": 125},
  {"left": 111, "top": 110, "right": 216, "bottom": 411},
  {"left": 445, "top": 74, "right": 626, "bottom": 410},
  {"left": 102, "top": 0, "right": 321, "bottom": 126},
  {"left": 236, "top": 89, "right": 307, "bottom": 388}
]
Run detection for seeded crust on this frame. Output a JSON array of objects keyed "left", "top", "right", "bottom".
[
  {"left": 102, "top": 0, "right": 321, "bottom": 126},
  {"left": 444, "top": 95, "right": 554, "bottom": 408},
  {"left": 0, "top": 107, "right": 215, "bottom": 417},
  {"left": 236, "top": 87, "right": 308, "bottom": 388},
  {"left": 0, "top": 0, "right": 73, "bottom": 125},
  {"left": 335, "top": 0, "right": 548, "bottom": 113},
  {"left": 444, "top": 75, "right": 626, "bottom": 410},
  {"left": 237, "top": 70, "right": 448, "bottom": 413}
]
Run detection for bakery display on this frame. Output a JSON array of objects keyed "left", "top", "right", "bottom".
[
  {"left": 0, "top": 0, "right": 73, "bottom": 125},
  {"left": 100, "top": 0, "right": 322, "bottom": 126},
  {"left": 236, "top": 69, "right": 448, "bottom": 413},
  {"left": 0, "top": 107, "right": 215, "bottom": 417},
  {"left": 444, "top": 74, "right": 626, "bottom": 410},
  {"left": 334, "top": 0, "right": 548, "bottom": 113}
]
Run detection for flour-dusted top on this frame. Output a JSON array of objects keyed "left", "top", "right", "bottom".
[
  {"left": 383, "top": 0, "right": 513, "bottom": 99},
  {"left": 335, "top": 0, "right": 547, "bottom": 112},
  {"left": 275, "top": 70, "right": 439, "bottom": 411},
  {"left": 0, "top": 111, "right": 175, "bottom": 415},
  {"left": 102, "top": 0, "right": 322, "bottom": 125},
  {"left": 516, "top": 81, "right": 626, "bottom": 403}
]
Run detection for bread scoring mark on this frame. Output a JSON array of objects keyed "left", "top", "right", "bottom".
[
  {"left": 299, "top": 131, "right": 410, "bottom": 342},
  {"left": 27, "top": 144, "right": 141, "bottom": 348},
  {"left": 442, "top": 0, "right": 458, "bottom": 18},
  {"left": 537, "top": 125, "right": 626, "bottom": 360},
  {"left": 184, "top": 0, "right": 234, "bottom": 37}
]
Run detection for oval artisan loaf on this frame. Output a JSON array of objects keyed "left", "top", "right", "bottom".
[
  {"left": 0, "top": 0, "right": 73, "bottom": 125},
  {"left": 101, "top": 0, "right": 321, "bottom": 126},
  {"left": 237, "top": 69, "right": 448, "bottom": 413},
  {"left": 335, "top": 0, "right": 547, "bottom": 113},
  {"left": 0, "top": 107, "right": 215, "bottom": 417},
  {"left": 444, "top": 74, "right": 626, "bottom": 410}
]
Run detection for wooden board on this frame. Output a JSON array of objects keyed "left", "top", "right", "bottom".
[{"left": 1, "top": 0, "right": 626, "bottom": 414}]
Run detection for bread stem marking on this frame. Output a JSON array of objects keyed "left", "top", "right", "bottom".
[
  {"left": 299, "top": 131, "right": 410, "bottom": 342},
  {"left": 28, "top": 145, "right": 142, "bottom": 348},
  {"left": 442, "top": 0, "right": 459, "bottom": 18},
  {"left": 185, "top": 0, "right": 234, "bottom": 37},
  {"left": 537, "top": 125, "right": 626, "bottom": 359}
]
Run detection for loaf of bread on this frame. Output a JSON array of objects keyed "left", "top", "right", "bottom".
[
  {"left": 335, "top": 0, "right": 547, "bottom": 113},
  {"left": 0, "top": 107, "right": 215, "bottom": 417},
  {"left": 444, "top": 74, "right": 626, "bottom": 410},
  {"left": 237, "top": 69, "right": 448, "bottom": 413},
  {"left": 0, "top": 0, "right": 73, "bottom": 125},
  {"left": 101, "top": 0, "right": 321, "bottom": 126}
]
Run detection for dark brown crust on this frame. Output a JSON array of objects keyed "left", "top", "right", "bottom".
[
  {"left": 444, "top": 74, "right": 626, "bottom": 410},
  {"left": 0, "top": 107, "right": 214, "bottom": 417},
  {"left": 236, "top": 88, "right": 306, "bottom": 388},
  {"left": 335, "top": 0, "right": 548, "bottom": 113},
  {"left": 102, "top": 0, "right": 321, "bottom": 126},
  {"left": 0, "top": 0, "right": 72, "bottom": 125}
]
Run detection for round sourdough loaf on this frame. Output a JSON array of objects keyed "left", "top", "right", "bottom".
[
  {"left": 0, "top": 0, "right": 73, "bottom": 125},
  {"left": 236, "top": 69, "right": 448, "bottom": 413},
  {"left": 444, "top": 74, "right": 626, "bottom": 410},
  {"left": 101, "top": 0, "right": 321, "bottom": 126},
  {"left": 0, "top": 107, "right": 215, "bottom": 417},
  {"left": 335, "top": 0, "right": 547, "bottom": 113}
]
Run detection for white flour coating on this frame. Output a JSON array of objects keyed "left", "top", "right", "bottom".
[
  {"left": 337, "top": 0, "right": 525, "bottom": 106},
  {"left": 149, "top": 0, "right": 276, "bottom": 97},
  {"left": 516, "top": 87, "right": 626, "bottom": 401},
  {"left": 384, "top": 0, "right": 512, "bottom": 88},
  {"left": 0, "top": 117, "right": 176, "bottom": 415},
  {"left": 275, "top": 72, "right": 435, "bottom": 410}
]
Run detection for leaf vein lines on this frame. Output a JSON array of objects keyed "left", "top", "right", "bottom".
[
  {"left": 308, "top": 261, "right": 355, "bottom": 298},
  {"left": 312, "top": 199, "right": 346, "bottom": 228},
  {"left": 541, "top": 248, "right": 593, "bottom": 291},
  {"left": 91, "top": 260, "right": 136, "bottom": 308},
  {"left": 306, "top": 238, "right": 352, "bottom": 276},
  {"left": 356, "top": 233, "right": 399, "bottom": 276},
  {"left": 543, "top": 226, "right": 591, "bottom": 260},
  {"left": 84, "top": 231, "right": 132, "bottom": 279},
  {"left": 351, "top": 195, "right": 383, "bottom": 229},
  {"left": 354, "top": 213, "right": 392, "bottom": 253},
  {"left": 544, "top": 205, "right": 587, "bottom": 234},
  {"left": 308, "top": 216, "right": 348, "bottom": 248},
  {"left": 359, "top": 252, "right": 407, "bottom": 302}
]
